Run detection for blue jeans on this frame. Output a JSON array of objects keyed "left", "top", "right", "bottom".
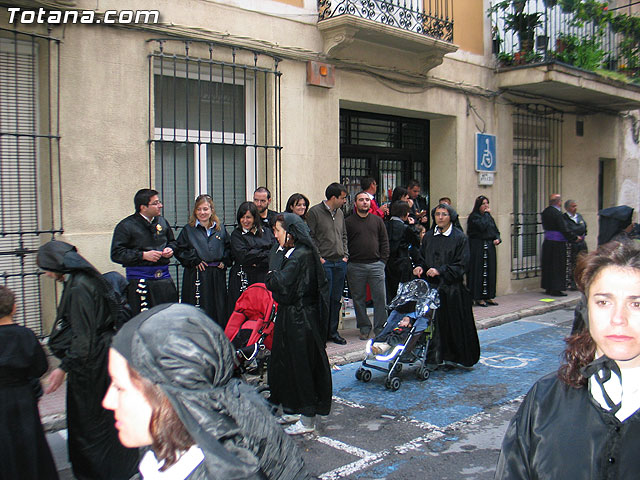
[
  {"left": 347, "top": 261, "right": 387, "bottom": 334},
  {"left": 323, "top": 260, "right": 347, "bottom": 339}
]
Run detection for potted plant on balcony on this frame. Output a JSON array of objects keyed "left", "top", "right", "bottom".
[{"left": 505, "top": 10, "right": 542, "bottom": 53}]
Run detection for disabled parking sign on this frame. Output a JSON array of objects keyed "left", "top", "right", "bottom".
[{"left": 476, "top": 133, "right": 496, "bottom": 172}]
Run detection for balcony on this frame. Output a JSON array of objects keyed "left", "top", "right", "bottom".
[
  {"left": 317, "top": 0, "right": 457, "bottom": 77},
  {"left": 489, "top": 0, "right": 640, "bottom": 111}
]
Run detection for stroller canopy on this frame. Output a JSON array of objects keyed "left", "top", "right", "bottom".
[{"left": 388, "top": 279, "right": 440, "bottom": 318}]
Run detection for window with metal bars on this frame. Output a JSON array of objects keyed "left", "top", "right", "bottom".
[
  {"left": 148, "top": 40, "right": 282, "bottom": 288},
  {"left": 340, "top": 109, "right": 429, "bottom": 209},
  {"left": 0, "top": 29, "right": 62, "bottom": 337},
  {"left": 511, "top": 104, "right": 563, "bottom": 279}
]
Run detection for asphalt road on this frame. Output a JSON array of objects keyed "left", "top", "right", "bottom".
[
  {"left": 48, "top": 308, "right": 573, "bottom": 479},
  {"left": 295, "top": 308, "right": 573, "bottom": 479}
]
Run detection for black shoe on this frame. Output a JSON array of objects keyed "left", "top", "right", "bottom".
[
  {"left": 329, "top": 334, "right": 347, "bottom": 345},
  {"left": 358, "top": 330, "right": 370, "bottom": 341},
  {"left": 550, "top": 290, "right": 568, "bottom": 297}
]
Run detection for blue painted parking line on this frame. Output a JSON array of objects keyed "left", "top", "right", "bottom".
[{"left": 332, "top": 317, "right": 571, "bottom": 429}]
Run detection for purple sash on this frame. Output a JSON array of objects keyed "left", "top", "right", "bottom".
[
  {"left": 544, "top": 230, "right": 566, "bottom": 242},
  {"left": 126, "top": 265, "right": 171, "bottom": 281},
  {"left": 206, "top": 262, "right": 221, "bottom": 267}
]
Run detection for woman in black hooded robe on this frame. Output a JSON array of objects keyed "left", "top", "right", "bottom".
[
  {"left": 104, "top": 303, "right": 309, "bottom": 479},
  {"left": 266, "top": 213, "right": 332, "bottom": 435},
  {"left": 37, "top": 241, "right": 138, "bottom": 480}
]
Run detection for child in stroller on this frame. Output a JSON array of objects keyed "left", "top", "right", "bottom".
[
  {"left": 356, "top": 279, "right": 439, "bottom": 391},
  {"left": 224, "top": 283, "right": 276, "bottom": 377}
]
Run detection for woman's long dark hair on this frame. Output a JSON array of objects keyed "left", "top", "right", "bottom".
[
  {"left": 285, "top": 193, "right": 310, "bottom": 219},
  {"left": 471, "top": 195, "right": 489, "bottom": 215},
  {"left": 128, "top": 364, "right": 194, "bottom": 470},
  {"left": 558, "top": 240, "right": 640, "bottom": 387},
  {"left": 236, "top": 201, "right": 262, "bottom": 236}
]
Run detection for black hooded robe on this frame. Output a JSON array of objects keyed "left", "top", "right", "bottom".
[
  {"left": 112, "top": 303, "right": 310, "bottom": 480},
  {"left": 266, "top": 244, "right": 333, "bottom": 417},
  {"left": 38, "top": 242, "right": 139, "bottom": 480},
  {"left": 0, "top": 324, "right": 59, "bottom": 480},
  {"left": 466, "top": 211, "right": 501, "bottom": 301},
  {"left": 598, "top": 205, "right": 634, "bottom": 246},
  {"left": 540, "top": 206, "right": 575, "bottom": 293},
  {"left": 266, "top": 214, "right": 332, "bottom": 417},
  {"left": 175, "top": 224, "right": 231, "bottom": 327},
  {"left": 418, "top": 211, "right": 480, "bottom": 367}
]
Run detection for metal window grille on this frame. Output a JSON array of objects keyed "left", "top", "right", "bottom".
[
  {"left": 148, "top": 39, "right": 281, "bottom": 288},
  {"left": 0, "top": 28, "right": 62, "bottom": 337},
  {"left": 511, "top": 104, "right": 563, "bottom": 279},
  {"left": 340, "top": 109, "right": 428, "bottom": 209}
]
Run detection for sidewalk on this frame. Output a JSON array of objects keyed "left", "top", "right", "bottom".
[{"left": 40, "top": 289, "right": 580, "bottom": 432}]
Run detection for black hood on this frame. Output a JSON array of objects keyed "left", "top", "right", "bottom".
[
  {"left": 598, "top": 205, "right": 633, "bottom": 246},
  {"left": 112, "top": 303, "right": 308, "bottom": 479}
]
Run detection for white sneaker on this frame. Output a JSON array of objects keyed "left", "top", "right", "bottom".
[
  {"left": 284, "top": 420, "right": 315, "bottom": 435},
  {"left": 277, "top": 414, "right": 300, "bottom": 425}
]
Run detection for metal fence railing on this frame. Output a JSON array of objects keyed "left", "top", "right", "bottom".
[
  {"left": 489, "top": 0, "right": 639, "bottom": 83},
  {"left": 319, "top": 0, "right": 454, "bottom": 42}
]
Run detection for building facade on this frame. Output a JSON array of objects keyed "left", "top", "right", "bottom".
[{"left": 1, "top": 0, "right": 639, "bottom": 335}]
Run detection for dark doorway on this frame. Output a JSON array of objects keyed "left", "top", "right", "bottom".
[{"left": 339, "top": 110, "right": 429, "bottom": 210}]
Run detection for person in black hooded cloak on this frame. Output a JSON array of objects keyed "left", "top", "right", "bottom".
[
  {"left": 103, "top": 303, "right": 309, "bottom": 479},
  {"left": 37, "top": 240, "right": 138, "bottom": 480},
  {"left": 597, "top": 205, "right": 634, "bottom": 246},
  {"left": 266, "top": 213, "right": 333, "bottom": 435},
  {"left": 413, "top": 203, "right": 480, "bottom": 368}
]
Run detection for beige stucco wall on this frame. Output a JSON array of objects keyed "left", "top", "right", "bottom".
[{"left": 2, "top": 0, "right": 639, "bottom": 331}]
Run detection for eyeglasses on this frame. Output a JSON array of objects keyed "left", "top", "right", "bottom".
[
  {"left": 148, "top": 200, "right": 162, "bottom": 206},
  {"left": 196, "top": 194, "right": 212, "bottom": 201}
]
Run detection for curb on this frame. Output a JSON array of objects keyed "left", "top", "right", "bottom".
[{"left": 475, "top": 296, "right": 578, "bottom": 330}]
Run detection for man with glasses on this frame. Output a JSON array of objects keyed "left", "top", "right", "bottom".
[
  {"left": 412, "top": 203, "right": 479, "bottom": 369},
  {"left": 111, "top": 188, "right": 178, "bottom": 315}
]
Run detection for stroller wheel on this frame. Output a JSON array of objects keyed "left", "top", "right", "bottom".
[
  {"left": 390, "top": 363, "right": 403, "bottom": 375},
  {"left": 389, "top": 376, "right": 401, "bottom": 391},
  {"left": 360, "top": 369, "right": 372, "bottom": 383},
  {"left": 417, "top": 366, "right": 431, "bottom": 381},
  {"left": 355, "top": 368, "right": 363, "bottom": 381}
]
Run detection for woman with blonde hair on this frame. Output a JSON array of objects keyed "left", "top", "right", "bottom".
[
  {"left": 495, "top": 239, "right": 640, "bottom": 478},
  {"left": 175, "top": 194, "right": 230, "bottom": 327}
]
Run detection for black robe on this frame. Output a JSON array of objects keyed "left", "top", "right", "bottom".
[
  {"left": 466, "top": 211, "right": 501, "bottom": 300},
  {"left": 0, "top": 324, "right": 59, "bottom": 480},
  {"left": 227, "top": 226, "right": 275, "bottom": 316},
  {"left": 409, "top": 195, "right": 430, "bottom": 230},
  {"left": 53, "top": 272, "right": 139, "bottom": 480},
  {"left": 175, "top": 224, "right": 231, "bottom": 327},
  {"left": 496, "top": 372, "right": 640, "bottom": 479},
  {"left": 110, "top": 213, "right": 178, "bottom": 314},
  {"left": 563, "top": 212, "right": 588, "bottom": 289},
  {"left": 540, "top": 206, "right": 575, "bottom": 292},
  {"left": 385, "top": 217, "right": 421, "bottom": 299},
  {"left": 418, "top": 226, "right": 480, "bottom": 367},
  {"left": 266, "top": 245, "right": 332, "bottom": 417}
]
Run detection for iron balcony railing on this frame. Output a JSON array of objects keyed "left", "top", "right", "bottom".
[
  {"left": 489, "top": 0, "right": 639, "bottom": 84},
  {"left": 319, "top": 0, "right": 454, "bottom": 43}
]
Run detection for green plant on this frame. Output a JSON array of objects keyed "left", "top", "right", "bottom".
[{"left": 555, "top": 33, "right": 605, "bottom": 71}]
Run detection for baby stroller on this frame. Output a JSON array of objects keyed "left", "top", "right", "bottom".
[
  {"left": 224, "top": 283, "right": 277, "bottom": 379},
  {"left": 355, "top": 279, "right": 439, "bottom": 391}
]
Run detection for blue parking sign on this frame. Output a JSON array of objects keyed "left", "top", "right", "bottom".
[{"left": 476, "top": 133, "right": 496, "bottom": 172}]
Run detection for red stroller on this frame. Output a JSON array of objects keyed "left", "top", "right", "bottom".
[{"left": 224, "top": 283, "right": 277, "bottom": 376}]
